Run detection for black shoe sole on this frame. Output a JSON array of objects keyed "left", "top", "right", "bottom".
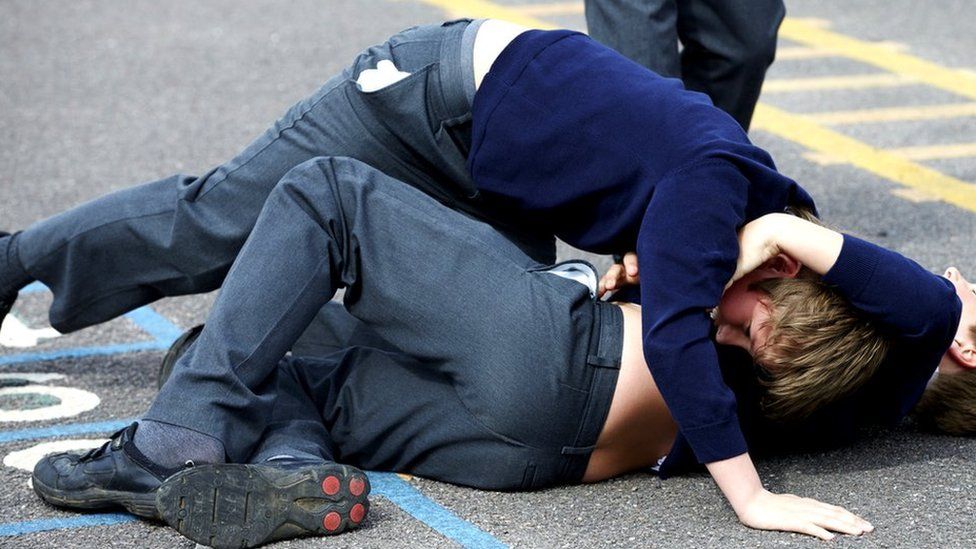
[
  {"left": 32, "top": 475, "right": 159, "bottom": 519},
  {"left": 156, "top": 462, "right": 369, "bottom": 548}
]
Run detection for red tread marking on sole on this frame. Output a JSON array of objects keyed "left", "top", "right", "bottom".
[
  {"left": 322, "top": 476, "right": 341, "bottom": 496},
  {"left": 349, "top": 477, "right": 366, "bottom": 497},
  {"left": 323, "top": 511, "right": 342, "bottom": 531},
  {"left": 350, "top": 503, "right": 365, "bottom": 523}
]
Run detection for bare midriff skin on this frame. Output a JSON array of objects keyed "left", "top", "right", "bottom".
[
  {"left": 473, "top": 21, "right": 678, "bottom": 481},
  {"left": 583, "top": 303, "right": 678, "bottom": 481}
]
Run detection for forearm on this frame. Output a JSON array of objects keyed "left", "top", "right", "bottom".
[
  {"left": 705, "top": 452, "right": 764, "bottom": 515},
  {"left": 767, "top": 213, "right": 844, "bottom": 275}
]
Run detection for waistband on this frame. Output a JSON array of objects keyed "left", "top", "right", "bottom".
[
  {"left": 437, "top": 18, "right": 484, "bottom": 120},
  {"left": 559, "top": 300, "right": 623, "bottom": 482}
]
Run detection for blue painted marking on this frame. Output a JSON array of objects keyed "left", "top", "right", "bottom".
[
  {"left": 0, "top": 514, "right": 136, "bottom": 537},
  {"left": 3, "top": 287, "right": 503, "bottom": 546},
  {"left": 121, "top": 307, "right": 184, "bottom": 342},
  {"left": 0, "top": 341, "right": 172, "bottom": 366},
  {"left": 1, "top": 284, "right": 182, "bottom": 365},
  {"left": 370, "top": 472, "right": 507, "bottom": 548},
  {"left": 0, "top": 418, "right": 136, "bottom": 443},
  {"left": 19, "top": 282, "right": 47, "bottom": 295}
]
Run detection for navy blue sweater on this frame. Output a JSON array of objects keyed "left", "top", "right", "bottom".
[
  {"left": 658, "top": 235, "right": 960, "bottom": 476},
  {"left": 469, "top": 30, "right": 815, "bottom": 463}
]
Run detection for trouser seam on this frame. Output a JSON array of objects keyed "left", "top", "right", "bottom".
[{"left": 194, "top": 82, "right": 350, "bottom": 202}]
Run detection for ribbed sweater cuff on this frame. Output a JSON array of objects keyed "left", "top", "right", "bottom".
[{"left": 822, "top": 234, "right": 880, "bottom": 300}]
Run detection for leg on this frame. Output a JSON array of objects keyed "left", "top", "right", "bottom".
[
  {"left": 676, "top": 0, "right": 785, "bottom": 129},
  {"left": 148, "top": 156, "right": 589, "bottom": 464},
  {"left": 584, "top": 0, "right": 681, "bottom": 78},
  {"left": 7, "top": 20, "right": 495, "bottom": 333}
]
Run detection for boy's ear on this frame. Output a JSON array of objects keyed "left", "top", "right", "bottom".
[
  {"left": 757, "top": 253, "right": 803, "bottom": 279},
  {"left": 947, "top": 339, "right": 976, "bottom": 370}
]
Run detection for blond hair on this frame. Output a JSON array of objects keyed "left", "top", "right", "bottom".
[
  {"left": 751, "top": 274, "right": 889, "bottom": 421},
  {"left": 913, "top": 325, "right": 976, "bottom": 436}
]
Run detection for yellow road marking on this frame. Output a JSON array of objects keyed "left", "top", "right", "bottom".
[
  {"left": 778, "top": 18, "right": 976, "bottom": 101},
  {"left": 810, "top": 102, "right": 976, "bottom": 125},
  {"left": 777, "top": 41, "right": 907, "bottom": 60},
  {"left": 415, "top": 0, "right": 555, "bottom": 27},
  {"left": 892, "top": 187, "right": 941, "bottom": 203},
  {"left": 753, "top": 104, "right": 976, "bottom": 212},
  {"left": 515, "top": 2, "right": 582, "bottom": 17},
  {"left": 888, "top": 142, "right": 976, "bottom": 161},
  {"left": 762, "top": 73, "right": 916, "bottom": 93},
  {"left": 804, "top": 142, "right": 976, "bottom": 165}
]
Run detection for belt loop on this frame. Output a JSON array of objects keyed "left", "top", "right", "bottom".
[{"left": 586, "top": 354, "right": 620, "bottom": 369}]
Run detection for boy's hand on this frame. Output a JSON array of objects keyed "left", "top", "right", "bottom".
[
  {"left": 728, "top": 214, "right": 785, "bottom": 289},
  {"left": 736, "top": 489, "right": 874, "bottom": 541},
  {"left": 599, "top": 252, "right": 639, "bottom": 297},
  {"left": 707, "top": 453, "right": 873, "bottom": 541}
]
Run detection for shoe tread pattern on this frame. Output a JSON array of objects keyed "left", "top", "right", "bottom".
[{"left": 156, "top": 462, "right": 369, "bottom": 548}]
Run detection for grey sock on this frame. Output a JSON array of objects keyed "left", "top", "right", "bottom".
[
  {"left": 134, "top": 420, "right": 226, "bottom": 469},
  {"left": 0, "top": 233, "right": 32, "bottom": 300}
]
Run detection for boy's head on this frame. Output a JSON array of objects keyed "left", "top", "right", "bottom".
[
  {"left": 913, "top": 267, "right": 976, "bottom": 436},
  {"left": 713, "top": 254, "right": 889, "bottom": 422}
]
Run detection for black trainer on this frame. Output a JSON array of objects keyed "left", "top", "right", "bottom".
[
  {"left": 157, "top": 459, "right": 370, "bottom": 548},
  {"left": 32, "top": 422, "right": 180, "bottom": 519},
  {"left": 158, "top": 324, "right": 203, "bottom": 389}
]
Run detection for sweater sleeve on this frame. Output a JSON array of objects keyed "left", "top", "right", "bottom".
[
  {"left": 637, "top": 160, "right": 750, "bottom": 464},
  {"left": 822, "top": 235, "right": 960, "bottom": 341}
]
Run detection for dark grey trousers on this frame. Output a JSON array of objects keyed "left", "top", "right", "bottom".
[
  {"left": 253, "top": 298, "right": 622, "bottom": 490},
  {"left": 149, "top": 156, "right": 622, "bottom": 487},
  {"left": 14, "top": 19, "right": 551, "bottom": 334},
  {"left": 584, "top": 0, "right": 785, "bottom": 129}
]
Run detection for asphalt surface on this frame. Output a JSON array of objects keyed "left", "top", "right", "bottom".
[{"left": 2, "top": 0, "right": 975, "bottom": 547}]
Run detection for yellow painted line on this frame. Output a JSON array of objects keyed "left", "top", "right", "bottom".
[
  {"left": 892, "top": 187, "right": 940, "bottom": 203},
  {"left": 777, "top": 41, "right": 907, "bottom": 60},
  {"left": 888, "top": 142, "right": 976, "bottom": 161},
  {"left": 804, "top": 142, "right": 976, "bottom": 165},
  {"left": 810, "top": 102, "right": 976, "bottom": 125},
  {"left": 753, "top": 103, "right": 976, "bottom": 213},
  {"left": 779, "top": 18, "right": 976, "bottom": 101},
  {"left": 762, "top": 73, "right": 916, "bottom": 93},
  {"left": 514, "top": 2, "right": 582, "bottom": 17},
  {"left": 414, "top": 0, "right": 556, "bottom": 28}
]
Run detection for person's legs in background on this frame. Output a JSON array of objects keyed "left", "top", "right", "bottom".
[
  {"left": 583, "top": 0, "right": 785, "bottom": 130},
  {"left": 583, "top": 0, "right": 681, "bottom": 78},
  {"left": 676, "top": 0, "right": 785, "bottom": 129}
]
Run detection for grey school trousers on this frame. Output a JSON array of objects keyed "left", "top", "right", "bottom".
[
  {"left": 584, "top": 0, "right": 785, "bottom": 129},
  {"left": 11, "top": 20, "right": 623, "bottom": 483}
]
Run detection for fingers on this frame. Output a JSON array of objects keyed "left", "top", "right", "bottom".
[
  {"left": 793, "top": 522, "right": 836, "bottom": 541},
  {"left": 623, "top": 252, "right": 639, "bottom": 277},
  {"left": 794, "top": 498, "right": 874, "bottom": 538},
  {"left": 813, "top": 502, "right": 874, "bottom": 536}
]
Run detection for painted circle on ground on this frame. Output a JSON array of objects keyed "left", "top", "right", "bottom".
[
  {"left": 0, "top": 385, "right": 100, "bottom": 422},
  {"left": 3, "top": 438, "right": 108, "bottom": 472}
]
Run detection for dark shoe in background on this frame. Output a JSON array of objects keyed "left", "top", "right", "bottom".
[{"left": 157, "top": 324, "right": 203, "bottom": 389}]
